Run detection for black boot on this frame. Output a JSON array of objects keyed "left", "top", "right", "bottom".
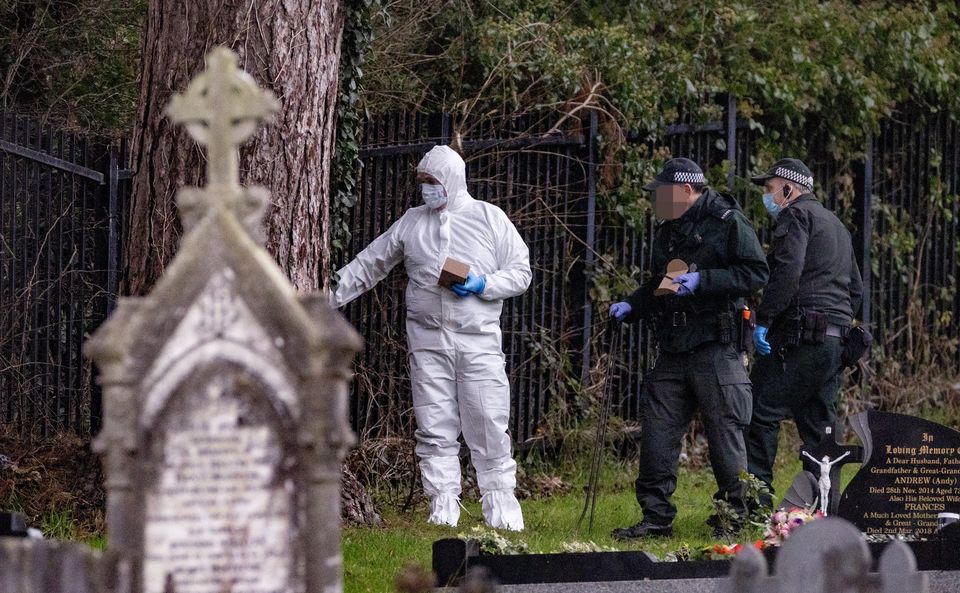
[
  {"left": 706, "top": 513, "right": 745, "bottom": 539},
  {"left": 611, "top": 521, "right": 673, "bottom": 541}
]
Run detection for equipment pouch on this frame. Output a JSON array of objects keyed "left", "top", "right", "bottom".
[
  {"left": 718, "top": 311, "right": 734, "bottom": 345},
  {"left": 841, "top": 326, "right": 873, "bottom": 367},
  {"left": 771, "top": 313, "right": 802, "bottom": 351},
  {"left": 801, "top": 310, "right": 827, "bottom": 344}
]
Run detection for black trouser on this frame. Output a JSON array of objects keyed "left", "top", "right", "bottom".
[
  {"left": 635, "top": 342, "right": 752, "bottom": 526},
  {"left": 745, "top": 337, "right": 845, "bottom": 498}
]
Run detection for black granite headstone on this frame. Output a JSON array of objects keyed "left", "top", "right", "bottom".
[{"left": 838, "top": 410, "right": 960, "bottom": 537}]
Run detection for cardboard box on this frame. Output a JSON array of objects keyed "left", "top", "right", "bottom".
[
  {"left": 654, "top": 259, "right": 688, "bottom": 296},
  {"left": 438, "top": 257, "right": 470, "bottom": 288}
]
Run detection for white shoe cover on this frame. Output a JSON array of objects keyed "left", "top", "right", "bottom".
[
  {"left": 427, "top": 492, "right": 461, "bottom": 527},
  {"left": 480, "top": 489, "right": 524, "bottom": 531}
]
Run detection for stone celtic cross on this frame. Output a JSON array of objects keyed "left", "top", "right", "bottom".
[{"left": 166, "top": 47, "right": 278, "bottom": 190}]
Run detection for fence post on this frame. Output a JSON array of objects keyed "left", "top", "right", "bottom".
[
  {"left": 428, "top": 112, "right": 452, "bottom": 144},
  {"left": 106, "top": 145, "right": 120, "bottom": 314},
  {"left": 858, "top": 133, "right": 873, "bottom": 326},
  {"left": 726, "top": 94, "right": 737, "bottom": 190},
  {"left": 580, "top": 110, "right": 599, "bottom": 384}
]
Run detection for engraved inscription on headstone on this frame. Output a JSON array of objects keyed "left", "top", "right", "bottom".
[
  {"left": 143, "top": 370, "right": 300, "bottom": 593},
  {"left": 838, "top": 411, "right": 960, "bottom": 537}
]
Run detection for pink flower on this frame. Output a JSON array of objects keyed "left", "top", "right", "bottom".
[{"left": 763, "top": 505, "right": 823, "bottom": 548}]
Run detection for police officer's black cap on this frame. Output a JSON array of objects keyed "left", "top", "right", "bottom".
[
  {"left": 642, "top": 157, "right": 706, "bottom": 191},
  {"left": 750, "top": 158, "right": 814, "bottom": 190}
]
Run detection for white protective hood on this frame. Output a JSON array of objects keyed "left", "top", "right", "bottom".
[{"left": 416, "top": 145, "right": 470, "bottom": 211}]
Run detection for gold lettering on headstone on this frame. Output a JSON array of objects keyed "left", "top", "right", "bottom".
[{"left": 866, "top": 434, "right": 960, "bottom": 535}]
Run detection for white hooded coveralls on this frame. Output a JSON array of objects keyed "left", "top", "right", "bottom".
[{"left": 334, "top": 145, "right": 531, "bottom": 530}]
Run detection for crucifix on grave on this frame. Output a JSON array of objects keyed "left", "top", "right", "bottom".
[
  {"left": 87, "top": 46, "right": 361, "bottom": 593},
  {"left": 783, "top": 424, "right": 863, "bottom": 515}
]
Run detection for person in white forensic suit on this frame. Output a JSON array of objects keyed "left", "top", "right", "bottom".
[{"left": 334, "top": 145, "right": 531, "bottom": 531}]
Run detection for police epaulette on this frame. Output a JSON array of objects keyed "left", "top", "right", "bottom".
[{"left": 712, "top": 208, "right": 734, "bottom": 221}]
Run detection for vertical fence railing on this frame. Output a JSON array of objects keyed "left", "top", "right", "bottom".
[
  {"left": 579, "top": 110, "right": 599, "bottom": 386},
  {"left": 868, "top": 110, "right": 960, "bottom": 367},
  {"left": 0, "top": 112, "right": 129, "bottom": 438},
  {"left": 858, "top": 133, "right": 874, "bottom": 330}
]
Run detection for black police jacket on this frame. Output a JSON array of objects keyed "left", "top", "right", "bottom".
[
  {"left": 624, "top": 188, "right": 769, "bottom": 353},
  {"left": 755, "top": 193, "right": 863, "bottom": 329}
]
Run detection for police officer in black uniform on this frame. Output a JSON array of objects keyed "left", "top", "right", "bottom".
[
  {"left": 745, "top": 158, "right": 863, "bottom": 505},
  {"left": 609, "top": 158, "right": 768, "bottom": 539}
]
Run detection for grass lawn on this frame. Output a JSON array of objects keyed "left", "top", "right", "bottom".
[{"left": 343, "top": 425, "right": 863, "bottom": 593}]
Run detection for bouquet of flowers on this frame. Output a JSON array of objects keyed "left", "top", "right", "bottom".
[
  {"left": 458, "top": 525, "right": 529, "bottom": 555},
  {"left": 702, "top": 541, "right": 765, "bottom": 560},
  {"left": 763, "top": 507, "right": 824, "bottom": 547}
]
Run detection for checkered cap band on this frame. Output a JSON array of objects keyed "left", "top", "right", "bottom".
[
  {"left": 775, "top": 167, "right": 813, "bottom": 189},
  {"left": 672, "top": 171, "right": 705, "bottom": 184}
]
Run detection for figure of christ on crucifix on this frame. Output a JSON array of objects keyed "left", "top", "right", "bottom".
[{"left": 801, "top": 450, "right": 851, "bottom": 515}]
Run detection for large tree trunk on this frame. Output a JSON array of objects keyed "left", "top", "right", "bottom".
[
  {"left": 123, "top": 0, "right": 381, "bottom": 528},
  {"left": 123, "top": 0, "right": 343, "bottom": 294}
]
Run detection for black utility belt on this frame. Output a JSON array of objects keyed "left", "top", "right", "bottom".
[
  {"left": 661, "top": 311, "right": 701, "bottom": 327},
  {"left": 657, "top": 310, "right": 722, "bottom": 328},
  {"left": 773, "top": 309, "right": 849, "bottom": 347},
  {"left": 656, "top": 309, "right": 743, "bottom": 347},
  {"left": 772, "top": 314, "right": 872, "bottom": 369}
]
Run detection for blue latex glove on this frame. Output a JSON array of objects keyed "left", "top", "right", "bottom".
[
  {"left": 754, "top": 325, "right": 772, "bottom": 356},
  {"left": 452, "top": 272, "right": 486, "bottom": 297},
  {"left": 672, "top": 271, "right": 700, "bottom": 297},
  {"left": 609, "top": 301, "right": 632, "bottom": 321}
]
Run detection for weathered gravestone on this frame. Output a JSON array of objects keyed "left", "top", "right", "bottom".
[
  {"left": 85, "top": 47, "right": 362, "bottom": 593},
  {"left": 837, "top": 411, "right": 960, "bottom": 538}
]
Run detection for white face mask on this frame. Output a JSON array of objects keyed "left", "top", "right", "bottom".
[{"left": 421, "top": 183, "right": 447, "bottom": 209}]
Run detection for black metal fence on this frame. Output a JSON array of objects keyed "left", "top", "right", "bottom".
[
  {"left": 0, "top": 112, "right": 128, "bottom": 437},
  {"left": 340, "top": 103, "right": 960, "bottom": 443},
  {"left": 869, "top": 111, "right": 960, "bottom": 368},
  {"left": 2, "top": 103, "right": 958, "bottom": 442}
]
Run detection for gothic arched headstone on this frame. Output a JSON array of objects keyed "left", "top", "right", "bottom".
[{"left": 86, "top": 47, "right": 361, "bottom": 593}]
